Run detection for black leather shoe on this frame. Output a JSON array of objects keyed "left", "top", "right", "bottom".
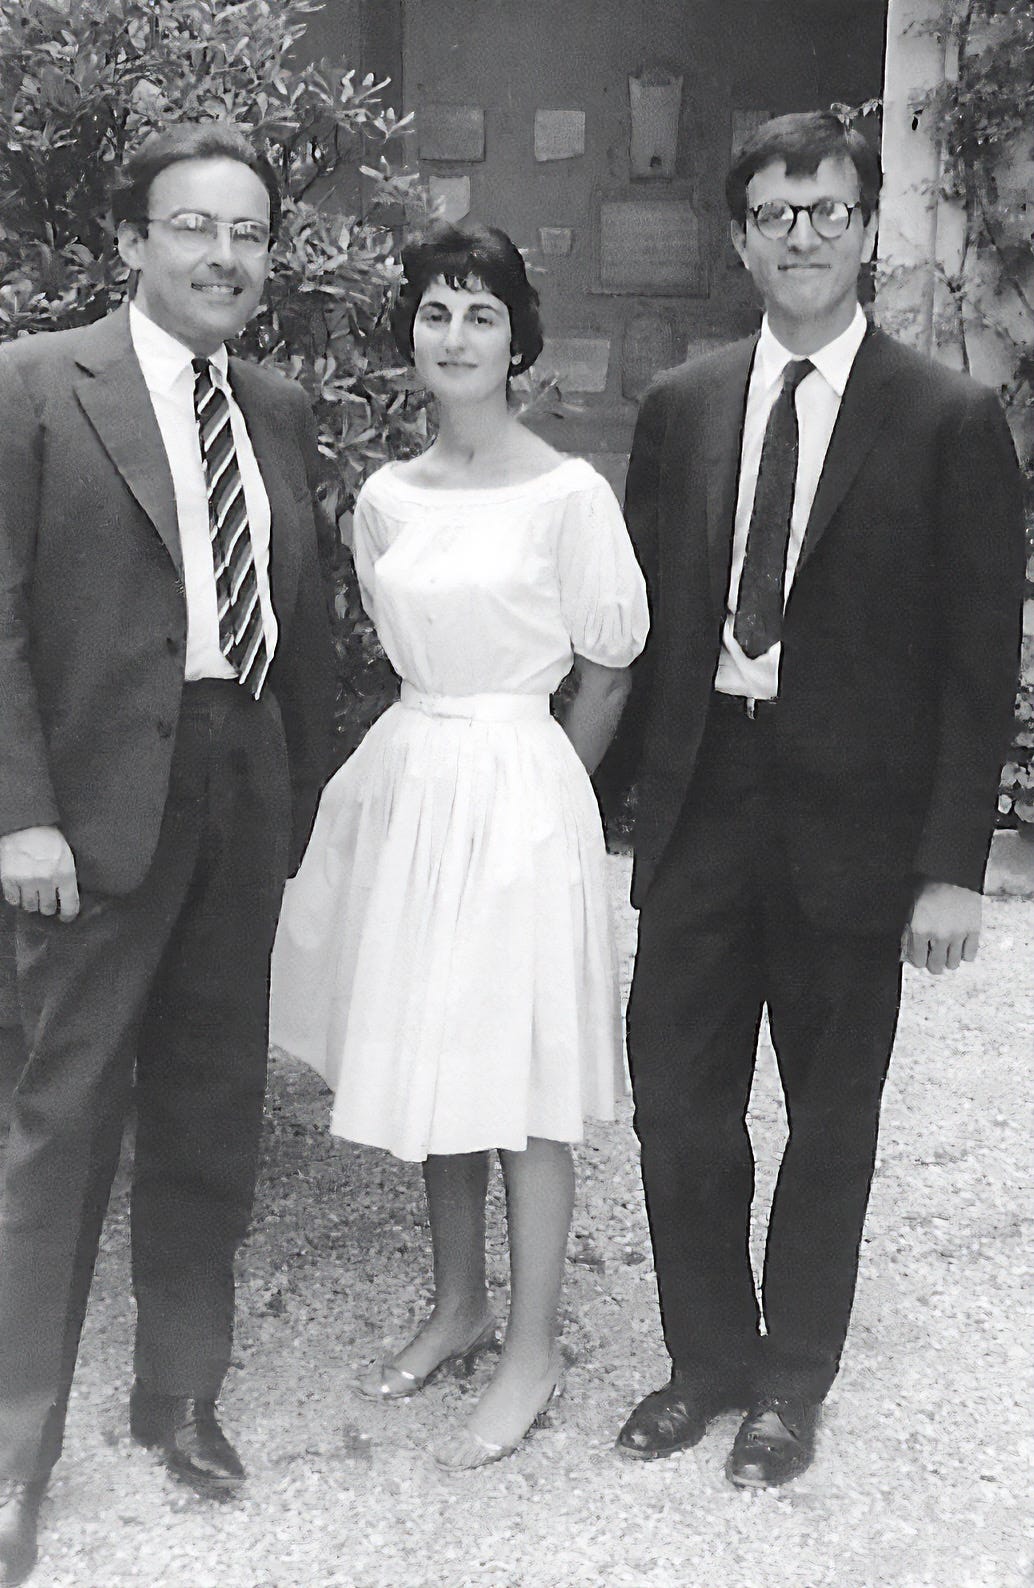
[
  {"left": 0, "top": 1477, "right": 46, "bottom": 1587},
  {"left": 616, "top": 1374, "right": 745, "bottom": 1461},
  {"left": 130, "top": 1381, "right": 245, "bottom": 1498},
  {"left": 725, "top": 1396, "right": 820, "bottom": 1488}
]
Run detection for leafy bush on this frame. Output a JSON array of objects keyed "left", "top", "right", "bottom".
[{"left": 0, "top": 0, "right": 428, "bottom": 756}]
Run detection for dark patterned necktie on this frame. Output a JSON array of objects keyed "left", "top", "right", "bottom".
[
  {"left": 733, "top": 358, "right": 815, "bottom": 660},
  {"left": 192, "top": 357, "right": 270, "bottom": 698}
]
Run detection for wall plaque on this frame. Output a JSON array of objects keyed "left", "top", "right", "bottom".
[
  {"left": 428, "top": 174, "right": 471, "bottom": 224},
  {"left": 628, "top": 70, "right": 683, "bottom": 179},
  {"left": 621, "top": 313, "right": 678, "bottom": 400},
  {"left": 538, "top": 226, "right": 574, "bottom": 256},
  {"left": 419, "top": 104, "right": 485, "bottom": 163},
  {"left": 596, "top": 197, "right": 705, "bottom": 295},
  {"left": 534, "top": 109, "right": 586, "bottom": 162},
  {"left": 540, "top": 336, "right": 610, "bottom": 393}
]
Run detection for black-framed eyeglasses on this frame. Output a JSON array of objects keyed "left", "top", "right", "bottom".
[
  {"left": 145, "top": 212, "right": 272, "bottom": 254},
  {"left": 747, "top": 199, "right": 864, "bottom": 241}
]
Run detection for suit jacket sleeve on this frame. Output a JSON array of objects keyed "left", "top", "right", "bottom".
[
  {"left": 913, "top": 383, "right": 1026, "bottom": 890},
  {"left": 593, "top": 378, "right": 666, "bottom": 815},
  {"left": 0, "top": 352, "right": 62, "bottom": 838},
  {"left": 274, "top": 385, "right": 337, "bottom": 875}
]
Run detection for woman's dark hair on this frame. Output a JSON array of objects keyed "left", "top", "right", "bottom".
[
  {"left": 111, "top": 122, "right": 283, "bottom": 242},
  {"left": 390, "top": 221, "right": 544, "bottom": 376},
  {"left": 725, "top": 110, "right": 882, "bottom": 228}
]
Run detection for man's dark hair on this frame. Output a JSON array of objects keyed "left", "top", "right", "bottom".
[
  {"left": 111, "top": 122, "right": 283, "bottom": 241},
  {"left": 390, "top": 220, "right": 544, "bottom": 376},
  {"left": 725, "top": 111, "right": 882, "bottom": 228}
]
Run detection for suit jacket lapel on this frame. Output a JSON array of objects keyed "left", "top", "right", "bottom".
[
  {"left": 797, "top": 326, "right": 898, "bottom": 571},
  {"left": 73, "top": 307, "right": 183, "bottom": 574},
  {"left": 700, "top": 337, "right": 756, "bottom": 616}
]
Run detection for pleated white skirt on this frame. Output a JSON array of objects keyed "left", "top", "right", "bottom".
[{"left": 268, "top": 686, "right": 626, "bottom": 1162}]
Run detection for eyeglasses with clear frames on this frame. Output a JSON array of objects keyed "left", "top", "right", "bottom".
[
  {"left": 145, "top": 212, "right": 272, "bottom": 254},
  {"left": 747, "top": 199, "right": 863, "bottom": 241}
]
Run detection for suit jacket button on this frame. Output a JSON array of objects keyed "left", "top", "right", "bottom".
[
  {"left": 166, "top": 635, "right": 180, "bottom": 654},
  {"left": 157, "top": 719, "right": 174, "bottom": 739}
]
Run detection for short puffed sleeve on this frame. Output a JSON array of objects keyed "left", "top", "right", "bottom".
[
  {"left": 555, "top": 476, "right": 650, "bottom": 667},
  {"left": 350, "top": 470, "right": 394, "bottom": 624}
]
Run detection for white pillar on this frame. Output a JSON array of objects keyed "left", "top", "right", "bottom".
[{"left": 876, "top": 0, "right": 966, "bottom": 363}]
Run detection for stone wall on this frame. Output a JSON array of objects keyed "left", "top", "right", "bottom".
[{"left": 304, "top": 0, "right": 886, "bottom": 488}]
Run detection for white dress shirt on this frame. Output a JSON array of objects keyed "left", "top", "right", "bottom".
[
  {"left": 714, "top": 304, "right": 868, "bottom": 701},
  {"left": 129, "top": 303, "right": 277, "bottom": 681}
]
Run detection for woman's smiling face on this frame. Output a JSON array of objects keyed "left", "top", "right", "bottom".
[{"left": 412, "top": 277, "right": 514, "bottom": 404}]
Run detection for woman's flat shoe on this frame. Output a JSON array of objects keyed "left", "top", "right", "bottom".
[
  {"left": 431, "top": 1376, "right": 565, "bottom": 1471},
  {"left": 357, "top": 1320, "right": 499, "bottom": 1402}
]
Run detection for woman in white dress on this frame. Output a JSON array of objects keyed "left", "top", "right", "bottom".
[{"left": 269, "top": 222, "right": 648, "bottom": 1469}]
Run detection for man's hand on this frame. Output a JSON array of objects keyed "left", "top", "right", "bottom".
[
  {"left": 0, "top": 826, "right": 80, "bottom": 920},
  {"left": 902, "top": 880, "right": 981, "bottom": 974}
]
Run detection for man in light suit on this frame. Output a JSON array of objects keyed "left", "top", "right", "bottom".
[
  {"left": 0, "top": 123, "right": 334, "bottom": 1582},
  {"left": 606, "top": 112, "right": 1024, "bottom": 1488}
]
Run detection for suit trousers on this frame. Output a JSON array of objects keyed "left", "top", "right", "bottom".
[
  {"left": 0, "top": 904, "right": 25, "bottom": 1145},
  {"left": 0, "top": 681, "right": 291, "bottom": 1480},
  {"left": 626, "top": 695, "right": 903, "bottom": 1403}
]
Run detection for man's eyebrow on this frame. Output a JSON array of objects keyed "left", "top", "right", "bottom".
[{"left": 164, "top": 206, "right": 269, "bottom": 222}]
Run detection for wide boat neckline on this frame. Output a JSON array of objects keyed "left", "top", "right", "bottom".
[{"left": 378, "top": 456, "right": 593, "bottom": 500}]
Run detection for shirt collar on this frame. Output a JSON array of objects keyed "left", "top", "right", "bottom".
[
  {"left": 755, "top": 304, "right": 867, "bottom": 399},
  {"left": 129, "top": 301, "right": 229, "bottom": 394}
]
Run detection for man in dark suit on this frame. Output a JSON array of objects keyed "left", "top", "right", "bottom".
[
  {"left": 0, "top": 123, "right": 334, "bottom": 1582},
  {"left": 607, "top": 112, "right": 1025, "bottom": 1488}
]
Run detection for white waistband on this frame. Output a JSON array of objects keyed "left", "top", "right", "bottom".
[{"left": 399, "top": 683, "right": 551, "bottom": 722}]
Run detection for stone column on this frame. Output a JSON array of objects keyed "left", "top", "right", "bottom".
[{"left": 876, "top": 0, "right": 966, "bottom": 363}]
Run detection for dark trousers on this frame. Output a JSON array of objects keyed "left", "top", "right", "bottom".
[
  {"left": 0, "top": 682, "right": 291, "bottom": 1480},
  {"left": 626, "top": 696, "right": 902, "bottom": 1404},
  {"left": 0, "top": 904, "right": 26, "bottom": 1144}
]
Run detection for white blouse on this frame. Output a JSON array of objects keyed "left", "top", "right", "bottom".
[{"left": 352, "top": 456, "right": 649, "bottom": 698}]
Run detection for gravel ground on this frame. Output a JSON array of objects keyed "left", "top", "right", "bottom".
[{"left": 16, "top": 856, "right": 1034, "bottom": 1588}]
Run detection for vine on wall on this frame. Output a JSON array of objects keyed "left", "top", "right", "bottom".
[{"left": 920, "top": 0, "right": 1034, "bottom": 822}]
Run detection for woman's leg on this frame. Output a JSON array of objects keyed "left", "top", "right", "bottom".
[
  {"left": 367, "top": 1151, "right": 496, "bottom": 1387},
  {"left": 436, "top": 1136, "right": 573, "bottom": 1458}
]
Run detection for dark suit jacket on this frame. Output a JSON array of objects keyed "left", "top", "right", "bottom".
[
  {"left": 602, "top": 326, "right": 1026, "bottom": 932},
  {"left": 0, "top": 306, "right": 335, "bottom": 893}
]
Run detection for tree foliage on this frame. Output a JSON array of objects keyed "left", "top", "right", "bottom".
[{"left": 0, "top": 0, "right": 427, "bottom": 753}]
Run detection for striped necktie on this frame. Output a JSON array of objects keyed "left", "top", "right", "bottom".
[
  {"left": 734, "top": 357, "right": 815, "bottom": 661},
  {"left": 191, "top": 357, "right": 270, "bottom": 699}
]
